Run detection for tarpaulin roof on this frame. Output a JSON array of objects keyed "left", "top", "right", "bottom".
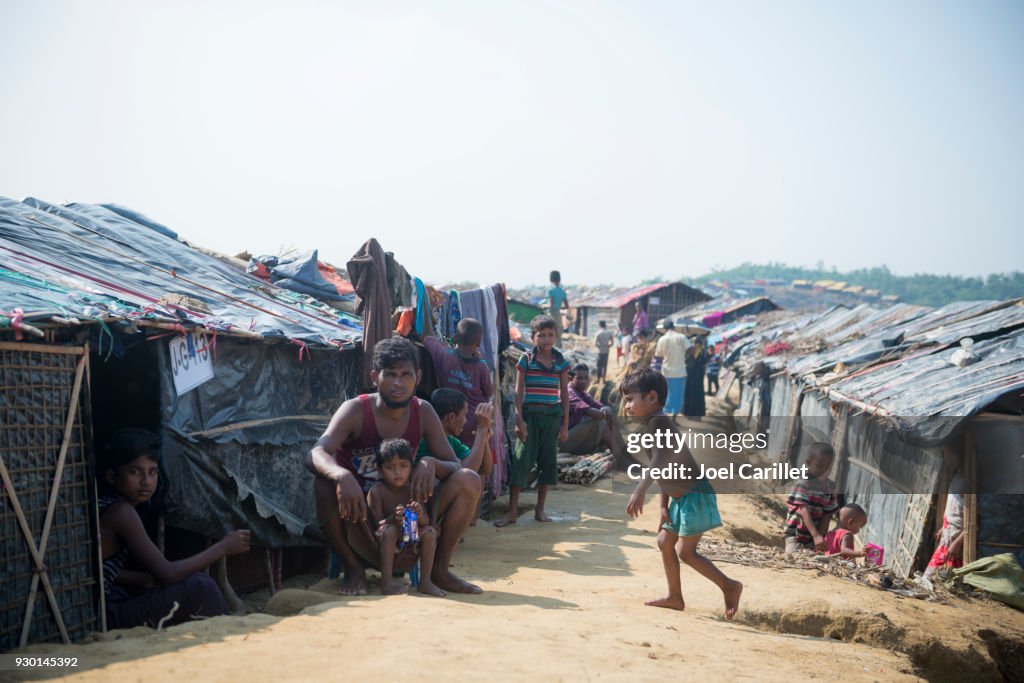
[
  {"left": 0, "top": 197, "right": 362, "bottom": 348},
  {"left": 670, "top": 296, "right": 780, "bottom": 323},
  {"left": 585, "top": 282, "right": 680, "bottom": 309},
  {"left": 732, "top": 298, "right": 1024, "bottom": 440}
]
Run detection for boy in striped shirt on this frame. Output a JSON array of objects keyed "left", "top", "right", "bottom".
[
  {"left": 783, "top": 443, "right": 840, "bottom": 554},
  {"left": 495, "top": 315, "right": 570, "bottom": 527}
]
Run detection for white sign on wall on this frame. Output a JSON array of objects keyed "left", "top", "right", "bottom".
[
  {"left": 650, "top": 297, "right": 660, "bottom": 305},
  {"left": 168, "top": 332, "right": 214, "bottom": 396}
]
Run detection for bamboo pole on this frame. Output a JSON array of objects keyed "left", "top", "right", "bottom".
[
  {"left": 0, "top": 455, "right": 71, "bottom": 646},
  {"left": 187, "top": 414, "right": 331, "bottom": 438},
  {"left": 963, "top": 425, "right": 978, "bottom": 565},
  {"left": 19, "top": 353, "right": 85, "bottom": 645},
  {"left": 781, "top": 385, "right": 803, "bottom": 464},
  {"left": 830, "top": 404, "right": 849, "bottom": 490},
  {"left": 819, "top": 387, "right": 893, "bottom": 417},
  {"left": 214, "top": 557, "right": 245, "bottom": 615},
  {"left": 0, "top": 341, "right": 86, "bottom": 355},
  {"left": 265, "top": 550, "right": 277, "bottom": 596},
  {"left": 93, "top": 480, "right": 107, "bottom": 633}
]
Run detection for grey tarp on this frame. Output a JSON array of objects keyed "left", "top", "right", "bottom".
[{"left": 158, "top": 338, "right": 360, "bottom": 547}]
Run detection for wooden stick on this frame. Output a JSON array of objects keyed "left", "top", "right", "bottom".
[
  {"left": 975, "top": 412, "right": 1024, "bottom": 423},
  {"left": 831, "top": 404, "right": 849, "bottom": 490},
  {"left": 0, "top": 341, "right": 86, "bottom": 355},
  {"left": 0, "top": 455, "right": 71, "bottom": 646},
  {"left": 187, "top": 414, "right": 331, "bottom": 438},
  {"left": 266, "top": 549, "right": 277, "bottom": 596},
  {"left": 845, "top": 455, "right": 912, "bottom": 495},
  {"left": 19, "top": 353, "right": 85, "bottom": 645},
  {"left": 214, "top": 557, "right": 245, "bottom": 615},
  {"left": 93, "top": 479, "right": 107, "bottom": 633},
  {"left": 964, "top": 425, "right": 978, "bottom": 565},
  {"left": 819, "top": 387, "right": 892, "bottom": 417},
  {"left": 781, "top": 384, "right": 803, "bottom": 465},
  {"left": 979, "top": 542, "right": 1024, "bottom": 549}
]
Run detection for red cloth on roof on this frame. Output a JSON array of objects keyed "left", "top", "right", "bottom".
[{"left": 318, "top": 262, "right": 355, "bottom": 295}]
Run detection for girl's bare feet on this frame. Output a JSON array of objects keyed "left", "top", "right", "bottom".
[
  {"left": 380, "top": 577, "right": 408, "bottom": 595},
  {"left": 534, "top": 511, "right": 553, "bottom": 522},
  {"left": 645, "top": 595, "right": 685, "bottom": 611},
  {"left": 723, "top": 580, "right": 743, "bottom": 619}
]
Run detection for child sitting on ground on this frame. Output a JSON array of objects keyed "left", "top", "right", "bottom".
[
  {"left": 366, "top": 438, "right": 445, "bottom": 597},
  {"left": 622, "top": 368, "right": 743, "bottom": 619},
  {"left": 98, "top": 428, "right": 251, "bottom": 629},
  {"left": 495, "top": 314, "right": 570, "bottom": 527},
  {"left": 783, "top": 443, "right": 840, "bottom": 554},
  {"left": 825, "top": 503, "right": 868, "bottom": 558},
  {"left": 416, "top": 388, "right": 494, "bottom": 475}
]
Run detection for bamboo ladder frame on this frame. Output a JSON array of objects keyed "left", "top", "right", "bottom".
[{"left": 0, "top": 341, "right": 88, "bottom": 646}]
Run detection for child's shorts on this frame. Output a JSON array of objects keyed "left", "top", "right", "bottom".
[
  {"left": 663, "top": 478, "right": 722, "bottom": 537},
  {"left": 510, "top": 405, "right": 563, "bottom": 488}
]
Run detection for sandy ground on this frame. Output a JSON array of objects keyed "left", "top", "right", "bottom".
[
  {"left": 9, "top": 464, "right": 1024, "bottom": 683},
  {"left": 7, "top": 365, "right": 1024, "bottom": 682}
]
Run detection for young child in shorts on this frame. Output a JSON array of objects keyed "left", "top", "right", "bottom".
[
  {"left": 825, "top": 503, "right": 868, "bottom": 558},
  {"left": 366, "top": 438, "right": 445, "bottom": 597},
  {"left": 622, "top": 368, "right": 743, "bottom": 619}
]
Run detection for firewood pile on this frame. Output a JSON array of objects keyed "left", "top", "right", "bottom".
[{"left": 558, "top": 452, "right": 615, "bottom": 485}]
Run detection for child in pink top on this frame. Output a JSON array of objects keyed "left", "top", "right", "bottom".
[{"left": 825, "top": 504, "right": 868, "bottom": 558}]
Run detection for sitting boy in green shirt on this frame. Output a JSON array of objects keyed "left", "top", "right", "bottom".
[{"left": 416, "top": 388, "right": 494, "bottom": 475}]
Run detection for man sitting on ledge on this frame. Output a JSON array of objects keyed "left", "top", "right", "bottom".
[
  {"left": 559, "top": 363, "right": 629, "bottom": 466},
  {"left": 307, "top": 336, "right": 483, "bottom": 596}
]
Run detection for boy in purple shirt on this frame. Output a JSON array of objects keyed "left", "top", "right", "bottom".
[{"left": 424, "top": 318, "right": 494, "bottom": 447}]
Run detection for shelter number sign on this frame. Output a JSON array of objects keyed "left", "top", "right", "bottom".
[{"left": 168, "top": 332, "right": 214, "bottom": 396}]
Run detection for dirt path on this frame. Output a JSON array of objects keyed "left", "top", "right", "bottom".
[{"left": 10, "top": 471, "right": 1023, "bottom": 682}]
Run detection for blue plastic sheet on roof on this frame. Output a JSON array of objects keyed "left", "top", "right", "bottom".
[{"left": 0, "top": 197, "right": 361, "bottom": 348}]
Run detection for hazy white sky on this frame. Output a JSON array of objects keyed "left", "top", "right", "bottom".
[{"left": 1, "top": 1, "right": 1021, "bottom": 287}]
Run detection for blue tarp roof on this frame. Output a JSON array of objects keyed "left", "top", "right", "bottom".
[{"left": 0, "top": 197, "right": 362, "bottom": 348}]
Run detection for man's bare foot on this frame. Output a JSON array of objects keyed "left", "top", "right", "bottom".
[
  {"left": 380, "top": 577, "right": 408, "bottom": 595},
  {"left": 493, "top": 512, "right": 517, "bottom": 528},
  {"left": 418, "top": 579, "right": 447, "bottom": 598},
  {"left": 434, "top": 569, "right": 482, "bottom": 594},
  {"left": 723, "top": 580, "right": 743, "bottom": 620},
  {"left": 338, "top": 570, "right": 368, "bottom": 596},
  {"left": 534, "top": 511, "right": 553, "bottom": 522},
  {"left": 645, "top": 595, "right": 685, "bottom": 611}
]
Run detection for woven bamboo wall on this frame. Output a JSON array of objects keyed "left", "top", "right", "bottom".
[{"left": 0, "top": 343, "right": 99, "bottom": 651}]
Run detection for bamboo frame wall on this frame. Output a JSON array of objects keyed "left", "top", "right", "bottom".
[{"left": 0, "top": 342, "right": 99, "bottom": 650}]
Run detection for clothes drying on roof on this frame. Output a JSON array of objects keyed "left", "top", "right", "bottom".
[{"left": 348, "top": 238, "right": 393, "bottom": 388}]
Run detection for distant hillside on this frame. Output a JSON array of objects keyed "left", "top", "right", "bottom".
[{"left": 692, "top": 264, "right": 1024, "bottom": 308}]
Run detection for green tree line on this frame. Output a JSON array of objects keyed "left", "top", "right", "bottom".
[{"left": 690, "top": 263, "right": 1024, "bottom": 307}]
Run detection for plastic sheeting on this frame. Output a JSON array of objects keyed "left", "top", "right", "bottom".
[
  {"left": 829, "top": 327, "right": 1024, "bottom": 443},
  {"left": 265, "top": 250, "right": 354, "bottom": 302},
  {"left": 0, "top": 197, "right": 360, "bottom": 347},
  {"left": 158, "top": 338, "right": 360, "bottom": 547}
]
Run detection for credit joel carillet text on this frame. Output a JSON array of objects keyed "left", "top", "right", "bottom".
[{"left": 625, "top": 428, "right": 809, "bottom": 482}]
